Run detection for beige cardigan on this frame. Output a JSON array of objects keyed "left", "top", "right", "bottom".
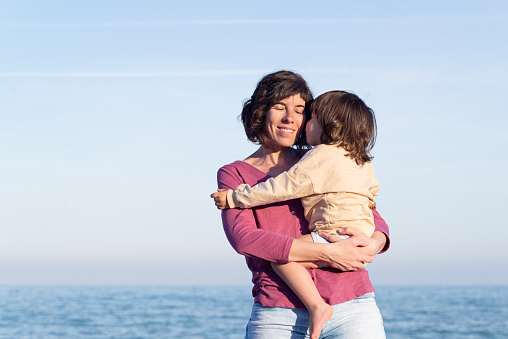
[{"left": 227, "top": 144, "right": 379, "bottom": 237}]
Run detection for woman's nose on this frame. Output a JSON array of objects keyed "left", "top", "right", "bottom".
[{"left": 282, "top": 110, "right": 295, "bottom": 123}]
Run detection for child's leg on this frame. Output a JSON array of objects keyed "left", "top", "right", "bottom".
[{"left": 271, "top": 261, "right": 333, "bottom": 339}]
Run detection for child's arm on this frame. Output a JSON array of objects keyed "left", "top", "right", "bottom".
[
  {"left": 227, "top": 163, "right": 314, "bottom": 209},
  {"left": 210, "top": 165, "right": 314, "bottom": 210},
  {"left": 212, "top": 146, "right": 327, "bottom": 210}
]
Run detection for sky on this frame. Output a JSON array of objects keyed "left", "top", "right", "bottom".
[{"left": 1, "top": 0, "right": 507, "bottom": 286}]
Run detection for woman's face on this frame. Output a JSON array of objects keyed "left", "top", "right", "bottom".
[
  {"left": 265, "top": 94, "right": 306, "bottom": 150},
  {"left": 305, "top": 110, "right": 323, "bottom": 146}
]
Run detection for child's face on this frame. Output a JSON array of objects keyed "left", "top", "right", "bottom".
[{"left": 306, "top": 110, "right": 323, "bottom": 146}]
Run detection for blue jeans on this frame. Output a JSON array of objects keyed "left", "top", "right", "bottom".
[{"left": 245, "top": 292, "right": 385, "bottom": 339}]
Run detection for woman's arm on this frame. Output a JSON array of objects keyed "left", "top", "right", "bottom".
[
  {"left": 288, "top": 236, "right": 375, "bottom": 271},
  {"left": 372, "top": 209, "right": 390, "bottom": 253}
]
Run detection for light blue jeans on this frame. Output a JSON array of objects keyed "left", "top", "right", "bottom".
[{"left": 245, "top": 292, "right": 385, "bottom": 339}]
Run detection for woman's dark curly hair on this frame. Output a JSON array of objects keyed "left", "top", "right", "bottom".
[
  {"left": 311, "top": 90, "right": 377, "bottom": 165},
  {"left": 240, "top": 70, "right": 314, "bottom": 149}
]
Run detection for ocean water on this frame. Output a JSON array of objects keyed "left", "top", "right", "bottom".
[{"left": 0, "top": 285, "right": 506, "bottom": 338}]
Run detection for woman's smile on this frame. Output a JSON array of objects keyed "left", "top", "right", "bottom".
[{"left": 278, "top": 126, "right": 296, "bottom": 134}]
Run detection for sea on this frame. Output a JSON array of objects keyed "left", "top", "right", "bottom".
[{"left": 0, "top": 285, "right": 507, "bottom": 338}]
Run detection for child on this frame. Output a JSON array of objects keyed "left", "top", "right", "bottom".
[{"left": 212, "top": 90, "right": 379, "bottom": 339}]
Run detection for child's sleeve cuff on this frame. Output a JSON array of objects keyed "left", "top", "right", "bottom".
[{"left": 226, "top": 189, "right": 236, "bottom": 209}]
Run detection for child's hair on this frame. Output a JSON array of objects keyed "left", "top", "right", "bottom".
[{"left": 310, "top": 90, "right": 376, "bottom": 165}]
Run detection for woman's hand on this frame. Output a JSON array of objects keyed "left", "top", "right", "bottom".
[
  {"left": 358, "top": 230, "right": 388, "bottom": 256},
  {"left": 319, "top": 228, "right": 387, "bottom": 265},
  {"left": 321, "top": 231, "right": 374, "bottom": 271},
  {"left": 288, "top": 228, "right": 384, "bottom": 271}
]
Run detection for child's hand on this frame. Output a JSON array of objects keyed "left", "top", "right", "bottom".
[{"left": 210, "top": 189, "right": 229, "bottom": 209}]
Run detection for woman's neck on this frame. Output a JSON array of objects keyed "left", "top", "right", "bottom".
[{"left": 244, "top": 146, "right": 301, "bottom": 176}]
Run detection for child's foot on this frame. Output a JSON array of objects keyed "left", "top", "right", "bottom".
[{"left": 309, "top": 304, "right": 334, "bottom": 339}]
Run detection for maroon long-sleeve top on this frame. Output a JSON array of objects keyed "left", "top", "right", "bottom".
[{"left": 218, "top": 160, "right": 390, "bottom": 309}]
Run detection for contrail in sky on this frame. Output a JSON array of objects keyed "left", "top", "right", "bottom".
[
  {"left": 0, "top": 68, "right": 376, "bottom": 78},
  {"left": 1, "top": 16, "right": 505, "bottom": 27},
  {"left": 0, "top": 70, "right": 273, "bottom": 78},
  {"left": 0, "top": 69, "right": 501, "bottom": 87}
]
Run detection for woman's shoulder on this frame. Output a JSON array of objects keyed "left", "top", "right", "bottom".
[
  {"left": 218, "top": 160, "right": 262, "bottom": 175},
  {"left": 217, "top": 160, "right": 269, "bottom": 188},
  {"left": 218, "top": 160, "right": 244, "bottom": 172},
  {"left": 217, "top": 161, "right": 244, "bottom": 189}
]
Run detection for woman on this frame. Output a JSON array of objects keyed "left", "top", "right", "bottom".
[{"left": 215, "top": 70, "right": 390, "bottom": 338}]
